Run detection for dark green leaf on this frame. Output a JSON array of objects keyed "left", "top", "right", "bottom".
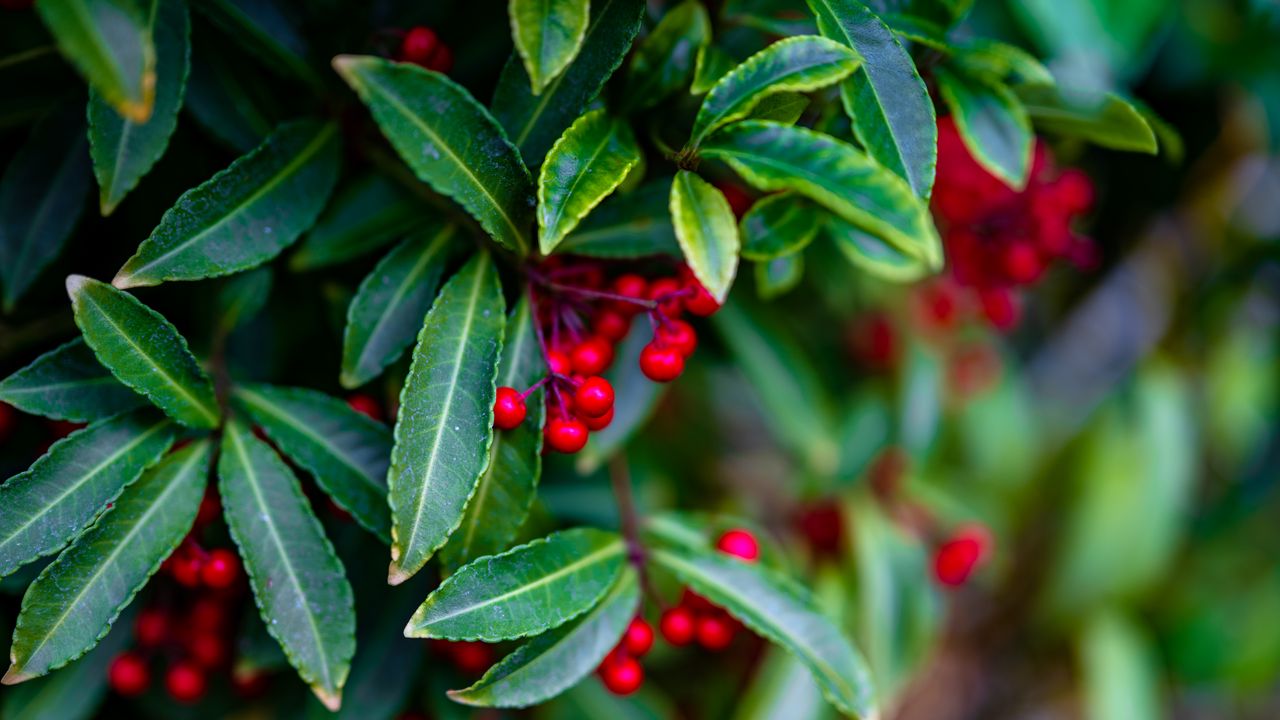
[
  {"left": 690, "top": 43, "right": 734, "bottom": 95},
  {"left": 36, "top": 0, "right": 155, "bottom": 122},
  {"left": 755, "top": 254, "right": 804, "bottom": 299},
  {"left": 745, "top": 91, "right": 811, "bottom": 125},
  {"left": 670, "top": 171, "right": 739, "bottom": 302},
  {"left": 556, "top": 179, "right": 680, "bottom": 258},
  {"left": 215, "top": 265, "right": 272, "bottom": 333},
  {"left": 511, "top": 0, "right": 591, "bottom": 93},
  {"left": 824, "top": 214, "right": 932, "bottom": 282},
  {"left": 935, "top": 66, "right": 1032, "bottom": 188},
  {"left": 1014, "top": 83, "right": 1158, "bottom": 153},
  {"left": 194, "top": 0, "right": 320, "bottom": 90},
  {"left": 540, "top": 109, "right": 641, "bottom": 254},
  {"left": 624, "top": 0, "right": 710, "bottom": 111},
  {"left": 740, "top": 192, "right": 822, "bottom": 261},
  {"left": 0, "top": 339, "right": 145, "bottom": 422},
  {"left": 290, "top": 172, "right": 428, "bottom": 271},
  {"left": 183, "top": 45, "right": 279, "bottom": 152}
]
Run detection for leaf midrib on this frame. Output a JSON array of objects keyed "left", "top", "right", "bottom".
[
  {"left": 541, "top": 118, "right": 628, "bottom": 249},
  {"left": 697, "top": 43, "right": 853, "bottom": 139}
]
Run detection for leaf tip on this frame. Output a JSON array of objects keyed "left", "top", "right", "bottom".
[
  {"left": 312, "top": 685, "right": 342, "bottom": 711},
  {"left": 1, "top": 665, "right": 31, "bottom": 685},
  {"left": 65, "top": 274, "right": 91, "bottom": 299},
  {"left": 110, "top": 271, "right": 137, "bottom": 289},
  {"left": 387, "top": 562, "right": 411, "bottom": 586},
  {"left": 331, "top": 55, "right": 365, "bottom": 84}
]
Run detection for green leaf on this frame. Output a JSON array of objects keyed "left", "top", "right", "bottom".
[
  {"left": 491, "top": 0, "right": 645, "bottom": 164},
  {"left": 340, "top": 223, "right": 462, "bottom": 389},
  {"left": 806, "top": 0, "right": 937, "bottom": 198},
  {"left": 539, "top": 109, "right": 642, "bottom": 254},
  {"left": 700, "top": 120, "right": 940, "bottom": 267},
  {"left": 215, "top": 265, "right": 272, "bottom": 333},
  {"left": 36, "top": 0, "right": 156, "bottom": 122},
  {"left": 1014, "top": 83, "right": 1158, "bottom": 153},
  {"left": 449, "top": 566, "right": 639, "bottom": 708},
  {"left": 755, "top": 254, "right": 804, "bottom": 299},
  {"left": 194, "top": 0, "right": 320, "bottom": 90},
  {"left": 651, "top": 546, "right": 875, "bottom": 718},
  {"left": 935, "top": 66, "right": 1032, "bottom": 189},
  {"left": 690, "top": 35, "right": 858, "bottom": 146},
  {"left": 405, "top": 528, "right": 626, "bottom": 641},
  {"left": 233, "top": 383, "right": 393, "bottom": 544},
  {"left": 669, "top": 171, "right": 739, "bottom": 303},
  {"left": 556, "top": 179, "right": 680, "bottom": 258},
  {"left": 740, "top": 192, "right": 822, "bottom": 261},
  {"left": 624, "top": 0, "right": 710, "bottom": 111},
  {"left": 0, "top": 408, "right": 175, "bottom": 578},
  {"left": 0, "top": 104, "right": 92, "bottom": 313},
  {"left": 824, "top": 214, "right": 932, "bottom": 282},
  {"left": 184, "top": 46, "right": 282, "bottom": 153},
  {"left": 690, "top": 43, "right": 734, "bottom": 95},
  {"left": 290, "top": 172, "right": 428, "bottom": 271},
  {"left": 87, "top": 0, "right": 189, "bottom": 215},
  {"left": 955, "top": 39, "right": 1053, "bottom": 84},
  {"left": 745, "top": 91, "right": 811, "bottom": 125},
  {"left": 0, "top": 339, "right": 145, "bottom": 423},
  {"left": 387, "top": 252, "right": 506, "bottom": 585},
  {"left": 4, "top": 440, "right": 208, "bottom": 683},
  {"left": 112, "top": 119, "right": 342, "bottom": 288},
  {"left": 1079, "top": 611, "right": 1164, "bottom": 720},
  {"left": 67, "top": 275, "right": 219, "bottom": 429},
  {"left": 511, "top": 0, "right": 591, "bottom": 94},
  {"left": 334, "top": 56, "right": 534, "bottom": 255},
  {"left": 441, "top": 296, "right": 545, "bottom": 570},
  {"left": 218, "top": 420, "right": 355, "bottom": 711}
]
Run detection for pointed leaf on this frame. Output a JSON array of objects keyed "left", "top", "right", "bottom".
[
  {"left": 690, "top": 35, "right": 858, "bottom": 146},
  {"left": 1014, "top": 83, "right": 1158, "bottom": 153},
  {"left": 88, "top": 0, "right": 189, "bottom": 215},
  {"left": 449, "top": 566, "right": 639, "bottom": 708},
  {"left": 441, "top": 296, "right": 544, "bottom": 569},
  {"left": 824, "top": 213, "right": 931, "bottom": 282},
  {"left": 0, "top": 339, "right": 145, "bottom": 422},
  {"left": 68, "top": 275, "right": 219, "bottom": 429},
  {"left": 0, "top": 409, "right": 175, "bottom": 578},
  {"left": 387, "top": 253, "right": 506, "bottom": 585},
  {"left": 219, "top": 420, "right": 355, "bottom": 710},
  {"left": 935, "top": 66, "right": 1032, "bottom": 189},
  {"left": 334, "top": 56, "right": 534, "bottom": 255},
  {"left": 556, "top": 179, "right": 680, "bottom": 258},
  {"left": 669, "top": 171, "right": 739, "bottom": 303},
  {"left": 112, "top": 119, "right": 342, "bottom": 288},
  {"left": 539, "top": 109, "right": 641, "bottom": 254},
  {"left": 36, "top": 0, "right": 156, "bottom": 122},
  {"left": 4, "top": 441, "right": 208, "bottom": 683},
  {"left": 651, "top": 546, "right": 875, "bottom": 718},
  {"left": 623, "top": 0, "right": 709, "bottom": 111},
  {"left": 290, "top": 173, "right": 428, "bottom": 271},
  {"left": 740, "top": 192, "right": 822, "bottom": 261},
  {"left": 755, "top": 254, "right": 804, "bottom": 299},
  {"left": 341, "top": 223, "right": 462, "bottom": 389},
  {"left": 511, "top": 0, "right": 590, "bottom": 94},
  {"left": 232, "top": 383, "right": 392, "bottom": 544},
  {"left": 691, "top": 43, "right": 734, "bottom": 95},
  {"left": 406, "top": 528, "right": 626, "bottom": 641}
]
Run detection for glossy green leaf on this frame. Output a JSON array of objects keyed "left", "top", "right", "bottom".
[
  {"left": 669, "top": 171, "right": 739, "bottom": 303},
  {"left": 4, "top": 440, "right": 208, "bottom": 683},
  {"left": 233, "top": 383, "right": 393, "bottom": 544},
  {"left": 387, "top": 253, "right": 506, "bottom": 585},
  {"left": 215, "top": 265, "right": 272, "bottom": 333},
  {"left": 807, "top": 0, "right": 937, "bottom": 197},
  {"left": 556, "top": 179, "right": 680, "bottom": 258},
  {"left": 0, "top": 105, "right": 91, "bottom": 313},
  {"left": 1015, "top": 83, "right": 1158, "bottom": 153},
  {"left": 935, "top": 66, "right": 1032, "bottom": 189},
  {"left": 651, "top": 546, "right": 875, "bottom": 718},
  {"left": 406, "top": 528, "right": 626, "bottom": 641},
  {"left": 219, "top": 420, "right": 355, "bottom": 711},
  {"left": 740, "top": 192, "right": 822, "bottom": 261},
  {"left": 341, "top": 224, "right": 461, "bottom": 389},
  {"left": 511, "top": 0, "right": 590, "bottom": 94},
  {"left": 701, "top": 120, "right": 940, "bottom": 267},
  {"left": 67, "top": 275, "right": 219, "bottom": 429},
  {"left": 539, "top": 109, "right": 642, "bottom": 254},
  {"left": 441, "top": 296, "right": 545, "bottom": 570},
  {"left": 449, "top": 566, "right": 639, "bottom": 708},
  {"left": 113, "top": 119, "right": 342, "bottom": 288},
  {"left": 0, "top": 605, "right": 131, "bottom": 720},
  {"left": 290, "top": 172, "right": 428, "bottom": 271},
  {"left": 0, "top": 409, "right": 175, "bottom": 578},
  {"left": 755, "top": 254, "right": 804, "bottom": 299},
  {"left": 36, "top": 0, "right": 156, "bottom": 122},
  {"left": 334, "top": 56, "right": 534, "bottom": 255},
  {"left": 824, "top": 214, "right": 932, "bottom": 282},
  {"left": 492, "top": 0, "right": 645, "bottom": 164},
  {"left": 690, "top": 35, "right": 858, "bottom": 146},
  {"left": 87, "top": 0, "right": 189, "bottom": 215},
  {"left": 624, "top": 0, "right": 710, "bottom": 111},
  {"left": 0, "top": 339, "right": 144, "bottom": 422},
  {"left": 745, "top": 91, "right": 810, "bottom": 125},
  {"left": 690, "top": 43, "right": 734, "bottom": 95}
]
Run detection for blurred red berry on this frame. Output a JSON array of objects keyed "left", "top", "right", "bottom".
[
  {"left": 849, "top": 311, "right": 898, "bottom": 370},
  {"left": 135, "top": 608, "right": 169, "bottom": 647},
  {"left": 165, "top": 661, "right": 207, "bottom": 703},
  {"left": 168, "top": 551, "right": 203, "bottom": 588},
  {"left": 581, "top": 406, "right": 614, "bottom": 431},
  {"left": 428, "top": 43, "right": 453, "bottom": 73},
  {"left": 716, "top": 529, "right": 760, "bottom": 562},
  {"left": 493, "top": 386, "right": 527, "bottom": 430},
  {"left": 613, "top": 274, "right": 648, "bottom": 305},
  {"left": 598, "top": 653, "right": 644, "bottom": 695},
  {"left": 571, "top": 336, "right": 614, "bottom": 376},
  {"left": 200, "top": 548, "right": 239, "bottom": 589},
  {"left": 189, "top": 596, "right": 227, "bottom": 632},
  {"left": 450, "top": 641, "right": 493, "bottom": 675},
  {"left": 109, "top": 652, "right": 150, "bottom": 696},
  {"left": 934, "top": 524, "right": 992, "bottom": 587},
  {"left": 714, "top": 181, "right": 754, "bottom": 218},
  {"left": 594, "top": 308, "right": 631, "bottom": 342},
  {"left": 979, "top": 288, "right": 1021, "bottom": 331},
  {"left": 659, "top": 606, "right": 696, "bottom": 646},
  {"left": 547, "top": 349, "right": 572, "bottom": 376},
  {"left": 399, "top": 26, "right": 438, "bottom": 65},
  {"left": 684, "top": 281, "right": 720, "bottom": 317},
  {"left": 347, "top": 394, "right": 381, "bottom": 421},
  {"left": 622, "top": 617, "right": 654, "bottom": 657},
  {"left": 0, "top": 402, "right": 15, "bottom": 443},
  {"left": 796, "top": 502, "right": 843, "bottom": 556},
  {"left": 189, "top": 632, "right": 228, "bottom": 668},
  {"left": 696, "top": 613, "right": 737, "bottom": 651},
  {"left": 647, "top": 278, "right": 684, "bottom": 316}
]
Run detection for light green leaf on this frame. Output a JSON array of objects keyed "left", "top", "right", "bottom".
[
  {"left": 690, "top": 43, "right": 734, "bottom": 95},
  {"left": 1015, "top": 83, "right": 1158, "bottom": 153},
  {"left": 219, "top": 420, "right": 355, "bottom": 711},
  {"left": 36, "top": 0, "right": 156, "bottom": 122},
  {"left": 449, "top": 566, "right": 639, "bottom": 708},
  {"left": 334, "top": 55, "right": 534, "bottom": 255},
  {"left": 88, "top": 0, "right": 189, "bottom": 215},
  {"left": 511, "top": 0, "right": 591, "bottom": 94},
  {"left": 215, "top": 265, "right": 272, "bottom": 333},
  {"left": 1079, "top": 611, "right": 1164, "bottom": 720},
  {"left": 406, "top": 528, "right": 626, "bottom": 641},
  {"left": 740, "top": 192, "right": 822, "bottom": 261},
  {"left": 0, "top": 409, "right": 175, "bottom": 578},
  {"left": 623, "top": 0, "right": 709, "bottom": 111},
  {"left": 935, "top": 66, "right": 1033, "bottom": 189},
  {"left": 690, "top": 35, "right": 858, "bottom": 146},
  {"left": 651, "top": 546, "right": 875, "bottom": 718},
  {"left": 824, "top": 214, "right": 933, "bottom": 282},
  {"left": 341, "top": 223, "right": 462, "bottom": 389},
  {"left": 0, "top": 339, "right": 145, "bottom": 423},
  {"left": 556, "top": 179, "right": 680, "bottom": 258},
  {"left": 755, "top": 254, "right": 804, "bottom": 299},
  {"left": 387, "top": 252, "right": 506, "bottom": 585},
  {"left": 67, "top": 275, "right": 219, "bottom": 429},
  {"left": 112, "top": 119, "right": 342, "bottom": 288},
  {"left": 290, "top": 172, "right": 428, "bottom": 271},
  {"left": 745, "top": 91, "right": 810, "bottom": 125},
  {"left": 539, "top": 109, "right": 641, "bottom": 254},
  {"left": 233, "top": 383, "right": 393, "bottom": 544},
  {"left": 4, "top": 440, "right": 207, "bottom": 683},
  {"left": 669, "top": 171, "right": 739, "bottom": 303}
]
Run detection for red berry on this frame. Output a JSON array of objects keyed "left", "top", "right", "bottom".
[
  {"left": 681, "top": 588, "right": 715, "bottom": 612},
  {"left": 450, "top": 641, "right": 493, "bottom": 675},
  {"left": 598, "top": 654, "right": 644, "bottom": 695},
  {"left": 716, "top": 529, "right": 760, "bottom": 562},
  {"left": 194, "top": 491, "right": 220, "bottom": 529},
  {"left": 849, "top": 312, "right": 898, "bottom": 370},
  {"left": 400, "top": 27, "right": 438, "bottom": 65},
  {"left": 493, "top": 386, "right": 527, "bottom": 430},
  {"left": 47, "top": 420, "right": 84, "bottom": 438},
  {"left": 1055, "top": 169, "right": 1094, "bottom": 213},
  {"left": 659, "top": 606, "right": 696, "bottom": 646},
  {"left": 581, "top": 406, "right": 614, "bottom": 431},
  {"left": 622, "top": 617, "right": 654, "bottom": 657},
  {"left": 594, "top": 309, "right": 631, "bottom": 343},
  {"left": 655, "top": 320, "right": 697, "bottom": 357},
  {"left": 978, "top": 288, "right": 1020, "bottom": 331},
  {"left": 639, "top": 343, "right": 684, "bottom": 382},
  {"left": 165, "top": 661, "right": 207, "bottom": 703},
  {"left": 347, "top": 394, "right": 381, "bottom": 421},
  {"left": 545, "top": 417, "right": 589, "bottom": 453},
  {"left": 571, "top": 336, "right": 614, "bottom": 376},
  {"left": 168, "top": 551, "right": 203, "bottom": 588},
  {"left": 647, "top": 278, "right": 683, "bottom": 316},
  {"left": 135, "top": 608, "right": 169, "bottom": 647},
  {"left": 573, "top": 377, "right": 614, "bottom": 418},
  {"left": 947, "top": 344, "right": 1002, "bottom": 400},
  {"left": 715, "top": 182, "right": 754, "bottom": 218},
  {"left": 914, "top": 280, "right": 962, "bottom": 332},
  {"left": 934, "top": 525, "right": 992, "bottom": 587},
  {"left": 189, "top": 632, "right": 228, "bottom": 668},
  {"left": 696, "top": 613, "right": 737, "bottom": 651},
  {"left": 0, "top": 402, "right": 14, "bottom": 443},
  {"left": 427, "top": 43, "right": 453, "bottom": 73},
  {"left": 795, "top": 503, "right": 843, "bottom": 556},
  {"left": 683, "top": 281, "right": 721, "bottom": 317},
  {"left": 547, "top": 349, "right": 572, "bottom": 376},
  {"left": 108, "top": 652, "right": 150, "bottom": 697},
  {"left": 200, "top": 548, "right": 239, "bottom": 589},
  {"left": 189, "top": 597, "right": 227, "bottom": 632},
  {"left": 1002, "top": 243, "right": 1042, "bottom": 284},
  {"left": 613, "top": 274, "right": 648, "bottom": 302}
]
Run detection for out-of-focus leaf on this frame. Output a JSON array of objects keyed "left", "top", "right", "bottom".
[
  {"left": 740, "top": 192, "right": 822, "bottom": 261},
  {"left": 954, "top": 39, "right": 1053, "bottom": 84},
  {"left": 556, "top": 179, "right": 680, "bottom": 258},
  {"left": 935, "top": 66, "right": 1032, "bottom": 189},
  {"left": 215, "top": 266, "right": 272, "bottom": 333},
  {"left": 755, "top": 254, "right": 804, "bottom": 299},
  {"left": 824, "top": 214, "right": 933, "bottom": 282},
  {"left": 623, "top": 0, "right": 710, "bottom": 111},
  {"left": 183, "top": 43, "right": 280, "bottom": 152},
  {"left": 734, "top": 643, "right": 834, "bottom": 720},
  {"left": 195, "top": 0, "right": 319, "bottom": 89},
  {"left": 539, "top": 109, "right": 641, "bottom": 254},
  {"left": 0, "top": 339, "right": 144, "bottom": 422},
  {"left": 36, "top": 0, "right": 155, "bottom": 121},
  {"left": 691, "top": 43, "right": 734, "bottom": 95},
  {"left": 511, "top": 0, "right": 591, "bottom": 93},
  {"left": 669, "top": 170, "right": 739, "bottom": 302},
  {"left": 291, "top": 173, "right": 428, "bottom": 271},
  {"left": 898, "top": 342, "right": 942, "bottom": 460},
  {"left": 1014, "top": 83, "right": 1158, "bottom": 153},
  {"left": 1079, "top": 611, "right": 1164, "bottom": 720}
]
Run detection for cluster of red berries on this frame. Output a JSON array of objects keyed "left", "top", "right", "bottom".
[
  {"left": 396, "top": 26, "right": 453, "bottom": 73},
  {"left": 429, "top": 639, "right": 495, "bottom": 676},
  {"left": 492, "top": 261, "right": 720, "bottom": 454},
  {"left": 932, "top": 524, "right": 992, "bottom": 588},
  {"left": 160, "top": 491, "right": 240, "bottom": 591}
]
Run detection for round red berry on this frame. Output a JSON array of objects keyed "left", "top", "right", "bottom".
[
  {"left": 168, "top": 551, "right": 203, "bottom": 588},
  {"left": 493, "top": 386, "right": 527, "bottom": 430},
  {"left": 427, "top": 43, "right": 453, "bottom": 73},
  {"left": 849, "top": 312, "right": 898, "bottom": 370},
  {"left": 573, "top": 377, "right": 614, "bottom": 418},
  {"left": 594, "top": 309, "right": 631, "bottom": 342},
  {"left": 135, "top": 608, "right": 168, "bottom": 647},
  {"left": 622, "top": 617, "right": 654, "bottom": 657},
  {"left": 659, "top": 606, "right": 696, "bottom": 646},
  {"left": 108, "top": 652, "right": 150, "bottom": 697},
  {"left": 696, "top": 613, "right": 737, "bottom": 651},
  {"left": 0, "top": 402, "right": 15, "bottom": 443},
  {"left": 598, "top": 654, "right": 644, "bottom": 695},
  {"left": 400, "top": 26, "right": 438, "bottom": 65},
  {"left": 194, "top": 491, "right": 220, "bottom": 529},
  {"left": 346, "top": 394, "right": 381, "bottom": 421},
  {"left": 716, "top": 529, "right": 760, "bottom": 562},
  {"left": 655, "top": 319, "right": 697, "bottom": 357},
  {"left": 545, "top": 417, "right": 589, "bottom": 454},
  {"left": 715, "top": 182, "right": 754, "bottom": 218},
  {"left": 1002, "top": 243, "right": 1042, "bottom": 284},
  {"left": 613, "top": 274, "right": 648, "bottom": 301},
  {"left": 639, "top": 343, "right": 684, "bottom": 383},
  {"left": 978, "top": 288, "right": 1020, "bottom": 331},
  {"left": 189, "top": 632, "right": 228, "bottom": 668},
  {"left": 450, "top": 641, "right": 493, "bottom": 675},
  {"left": 933, "top": 525, "right": 991, "bottom": 587},
  {"left": 681, "top": 588, "right": 715, "bottom": 612},
  {"left": 683, "top": 281, "right": 721, "bottom": 317},
  {"left": 647, "top": 278, "right": 684, "bottom": 316},
  {"left": 581, "top": 406, "right": 614, "bottom": 431},
  {"left": 571, "top": 337, "right": 614, "bottom": 376},
  {"left": 547, "top": 349, "right": 572, "bottom": 376},
  {"left": 166, "top": 661, "right": 207, "bottom": 703},
  {"left": 795, "top": 503, "right": 843, "bottom": 556},
  {"left": 200, "top": 548, "right": 239, "bottom": 589}
]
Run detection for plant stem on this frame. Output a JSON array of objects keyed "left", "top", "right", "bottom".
[{"left": 609, "top": 453, "right": 663, "bottom": 606}]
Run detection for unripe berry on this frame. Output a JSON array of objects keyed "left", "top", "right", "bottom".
[
  {"left": 581, "top": 406, "right": 614, "bottom": 431},
  {"left": 573, "top": 377, "right": 614, "bottom": 418},
  {"left": 166, "top": 661, "right": 207, "bottom": 703},
  {"left": 493, "top": 387, "right": 527, "bottom": 429},
  {"left": 598, "top": 654, "right": 644, "bottom": 695},
  {"left": 655, "top": 319, "right": 697, "bottom": 357},
  {"left": 696, "top": 613, "right": 737, "bottom": 651},
  {"left": 547, "top": 349, "right": 572, "bottom": 376},
  {"left": 200, "top": 548, "right": 240, "bottom": 589},
  {"left": 108, "top": 652, "right": 150, "bottom": 697},
  {"left": 647, "top": 278, "right": 683, "bottom": 316},
  {"left": 545, "top": 417, "right": 589, "bottom": 454},
  {"left": 639, "top": 343, "right": 684, "bottom": 382},
  {"left": 347, "top": 394, "right": 382, "bottom": 421},
  {"left": 594, "top": 309, "right": 631, "bottom": 342},
  {"left": 400, "top": 26, "right": 438, "bottom": 65},
  {"left": 933, "top": 525, "right": 992, "bottom": 587},
  {"left": 571, "top": 336, "right": 614, "bottom": 376},
  {"left": 683, "top": 281, "right": 721, "bottom": 317},
  {"left": 659, "top": 606, "right": 696, "bottom": 646},
  {"left": 716, "top": 529, "right": 760, "bottom": 562},
  {"left": 622, "top": 617, "right": 654, "bottom": 657},
  {"left": 135, "top": 608, "right": 168, "bottom": 647}
]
